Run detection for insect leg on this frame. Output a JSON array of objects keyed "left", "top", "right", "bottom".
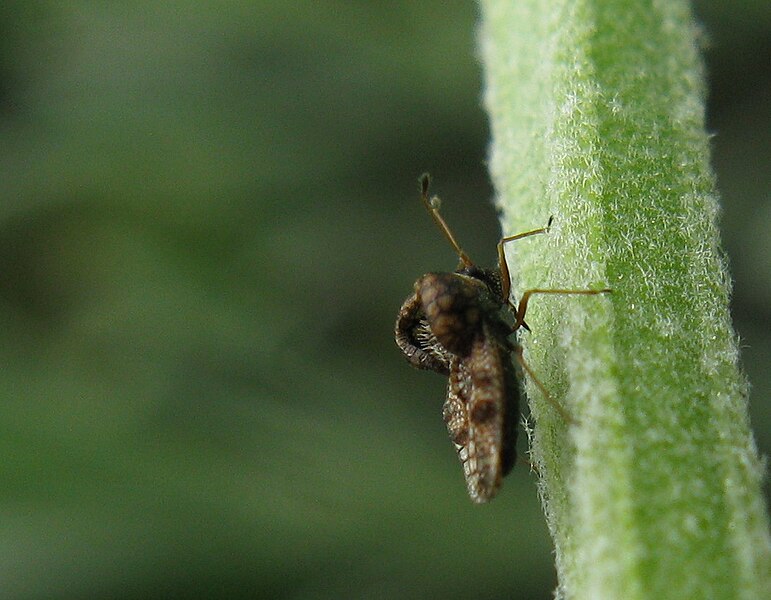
[
  {"left": 497, "top": 216, "right": 553, "bottom": 300},
  {"left": 512, "top": 287, "right": 612, "bottom": 332},
  {"left": 512, "top": 345, "right": 576, "bottom": 425}
]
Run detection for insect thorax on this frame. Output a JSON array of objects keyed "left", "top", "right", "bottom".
[{"left": 454, "top": 265, "right": 504, "bottom": 304}]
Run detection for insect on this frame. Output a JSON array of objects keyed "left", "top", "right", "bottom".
[{"left": 395, "top": 174, "right": 610, "bottom": 503}]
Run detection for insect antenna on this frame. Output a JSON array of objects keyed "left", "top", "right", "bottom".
[{"left": 419, "top": 173, "right": 474, "bottom": 268}]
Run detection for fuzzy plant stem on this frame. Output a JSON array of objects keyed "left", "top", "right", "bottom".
[{"left": 478, "top": 1, "right": 771, "bottom": 598}]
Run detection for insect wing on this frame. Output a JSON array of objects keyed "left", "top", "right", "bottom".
[
  {"left": 395, "top": 292, "right": 452, "bottom": 375},
  {"left": 444, "top": 324, "right": 515, "bottom": 503}
]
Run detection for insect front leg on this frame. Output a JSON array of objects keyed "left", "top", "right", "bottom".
[{"left": 496, "top": 216, "right": 553, "bottom": 301}]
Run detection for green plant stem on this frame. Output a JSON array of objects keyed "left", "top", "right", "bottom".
[{"left": 478, "top": 1, "right": 771, "bottom": 598}]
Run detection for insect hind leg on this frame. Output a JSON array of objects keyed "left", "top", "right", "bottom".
[{"left": 513, "top": 346, "right": 576, "bottom": 425}]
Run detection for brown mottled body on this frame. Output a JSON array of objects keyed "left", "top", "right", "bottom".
[
  {"left": 395, "top": 174, "right": 609, "bottom": 503},
  {"left": 395, "top": 268, "right": 519, "bottom": 503}
]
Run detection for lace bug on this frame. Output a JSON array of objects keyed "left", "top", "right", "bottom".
[{"left": 395, "top": 174, "right": 609, "bottom": 503}]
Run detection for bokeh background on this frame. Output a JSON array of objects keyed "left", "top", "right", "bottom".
[{"left": 0, "top": 2, "right": 768, "bottom": 599}]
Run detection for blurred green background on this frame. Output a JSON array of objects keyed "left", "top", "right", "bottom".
[{"left": 0, "top": 2, "right": 768, "bottom": 598}]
